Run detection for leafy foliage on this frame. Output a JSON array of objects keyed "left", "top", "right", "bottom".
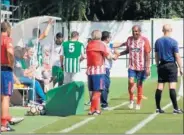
[{"left": 14, "top": 0, "right": 183, "bottom": 21}]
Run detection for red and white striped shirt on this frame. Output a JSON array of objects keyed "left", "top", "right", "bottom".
[
  {"left": 86, "top": 40, "right": 109, "bottom": 75},
  {"left": 86, "top": 65, "right": 106, "bottom": 75},
  {"left": 126, "top": 36, "right": 151, "bottom": 71}
]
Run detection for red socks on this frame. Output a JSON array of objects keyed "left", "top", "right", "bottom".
[
  {"left": 137, "top": 84, "right": 143, "bottom": 105},
  {"left": 128, "top": 81, "right": 143, "bottom": 105},
  {"left": 1, "top": 118, "right": 8, "bottom": 127},
  {"left": 90, "top": 91, "right": 101, "bottom": 112},
  {"left": 1, "top": 116, "right": 12, "bottom": 127}
]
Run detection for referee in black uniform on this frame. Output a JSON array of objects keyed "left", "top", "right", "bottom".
[{"left": 154, "top": 24, "right": 183, "bottom": 114}]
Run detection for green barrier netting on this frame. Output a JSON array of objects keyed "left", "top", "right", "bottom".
[
  {"left": 45, "top": 81, "right": 85, "bottom": 116},
  {"left": 151, "top": 64, "right": 157, "bottom": 79}
]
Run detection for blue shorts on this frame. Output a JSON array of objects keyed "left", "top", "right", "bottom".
[
  {"left": 1, "top": 70, "right": 13, "bottom": 96},
  {"left": 128, "top": 69, "right": 146, "bottom": 82},
  {"left": 88, "top": 74, "right": 105, "bottom": 91}
]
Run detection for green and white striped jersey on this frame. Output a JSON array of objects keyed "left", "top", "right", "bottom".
[
  {"left": 27, "top": 37, "right": 43, "bottom": 67},
  {"left": 61, "top": 41, "right": 84, "bottom": 73}
]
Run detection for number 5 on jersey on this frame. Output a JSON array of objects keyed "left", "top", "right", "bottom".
[{"left": 69, "top": 43, "right": 75, "bottom": 53}]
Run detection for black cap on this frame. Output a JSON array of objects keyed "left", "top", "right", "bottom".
[{"left": 56, "top": 32, "right": 64, "bottom": 38}]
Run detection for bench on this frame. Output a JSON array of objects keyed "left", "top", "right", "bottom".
[{"left": 13, "top": 84, "right": 33, "bottom": 106}]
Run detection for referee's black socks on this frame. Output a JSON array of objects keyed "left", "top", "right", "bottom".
[
  {"left": 169, "top": 89, "right": 178, "bottom": 110},
  {"left": 155, "top": 89, "right": 162, "bottom": 109}
]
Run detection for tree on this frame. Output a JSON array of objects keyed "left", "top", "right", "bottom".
[{"left": 16, "top": 0, "right": 183, "bottom": 21}]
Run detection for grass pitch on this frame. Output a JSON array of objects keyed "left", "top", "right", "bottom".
[{"left": 6, "top": 78, "right": 183, "bottom": 134}]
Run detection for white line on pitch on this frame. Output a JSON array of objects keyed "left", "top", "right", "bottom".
[
  {"left": 109, "top": 101, "right": 129, "bottom": 110},
  {"left": 31, "top": 118, "right": 65, "bottom": 133},
  {"left": 125, "top": 97, "right": 181, "bottom": 134},
  {"left": 60, "top": 101, "right": 128, "bottom": 133},
  {"left": 60, "top": 117, "right": 95, "bottom": 133}
]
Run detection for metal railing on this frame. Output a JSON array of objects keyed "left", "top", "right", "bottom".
[{"left": 1, "top": 4, "right": 20, "bottom": 24}]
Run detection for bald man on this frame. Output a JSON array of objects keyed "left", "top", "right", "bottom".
[
  {"left": 154, "top": 24, "right": 183, "bottom": 114},
  {"left": 118, "top": 25, "right": 151, "bottom": 110}
]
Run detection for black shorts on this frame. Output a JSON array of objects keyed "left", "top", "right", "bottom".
[{"left": 157, "top": 62, "right": 178, "bottom": 83}]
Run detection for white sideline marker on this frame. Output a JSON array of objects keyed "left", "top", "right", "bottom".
[
  {"left": 125, "top": 97, "right": 181, "bottom": 134},
  {"left": 60, "top": 117, "right": 95, "bottom": 133},
  {"left": 109, "top": 101, "right": 129, "bottom": 110},
  {"left": 31, "top": 118, "right": 64, "bottom": 133},
  {"left": 60, "top": 101, "right": 128, "bottom": 133}
]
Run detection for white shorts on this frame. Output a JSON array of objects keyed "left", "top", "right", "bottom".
[{"left": 63, "top": 72, "right": 81, "bottom": 84}]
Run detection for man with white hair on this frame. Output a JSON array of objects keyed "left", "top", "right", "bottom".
[
  {"left": 154, "top": 24, "right": 183, "bottom": 114},
  {"left": 86, "top": 30, "right": 117, "bottom": 115}
]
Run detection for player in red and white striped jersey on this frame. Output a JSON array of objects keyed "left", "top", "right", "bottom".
[
  {"left": 86, "top": 30, "right": 117, "bottom": 115},
  {"left": 118, "top": 25, "right": 151, "bottom": 110}
]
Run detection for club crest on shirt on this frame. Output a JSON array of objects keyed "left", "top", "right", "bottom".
[{"left": 131, "top": 47, "right": 140, "bottom": 52}]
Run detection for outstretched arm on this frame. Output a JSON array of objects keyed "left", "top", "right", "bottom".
[
  {"left": 100, "top": 44, "right": 116, "bottom": 60},
  {"left": 114, "top": 49, "right": 119, "bottom": 55},
  {"left": 106, "top": 51, "right": 116, "bottom": 60},
  {"left": 118, "top": 44, "right": 129, "bottom": 56},
  {"left": 39, "top": 19, "right": 53, "bottom": 40},
  {"left": 116, "top": 39, "right": 129, "bottom": 56},
  {"left": 113, "top": 42, "right": 126, "bottom": 48},
  {"left": 119, "top": 49, "right": 129, "bottom": 56}
]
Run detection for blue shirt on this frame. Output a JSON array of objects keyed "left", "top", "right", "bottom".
[{"left": 155, "top": 37, "right": 179, "bottom": 62}]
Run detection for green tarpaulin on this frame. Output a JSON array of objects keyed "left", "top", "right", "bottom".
[
  {"left": 151, "top": 64, "right": 157, "bottom": 79},
  {"left": 45, "top": 81, "right": 85, "bottom": 116}
]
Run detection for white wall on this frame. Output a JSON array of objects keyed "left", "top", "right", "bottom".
[
  {"left": 42, "top": 19, "right": 184, "bottom": 78},
  {"left": 12, "top": 19, "right": 183, "bottom": 79},
  {"left": 69, "top": 19, "right": 183, "bottom": 78},
  {"left": 70, "top": 21, "right": 151, "bottom": 46}
]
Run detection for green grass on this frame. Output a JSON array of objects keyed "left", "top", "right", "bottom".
[
  {"left": 6, "top": 78, "right": 183, "bottom": 134},
  {"left": 138, "top": 100, "right": 183, "bottom": 134}
]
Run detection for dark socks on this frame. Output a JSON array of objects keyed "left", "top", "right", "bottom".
[
  {"left": 155, "top": 89, "right": 162, "bottom": 109},
  {"left": 169, "top": 89, "right": 178, "bottom": 110}
]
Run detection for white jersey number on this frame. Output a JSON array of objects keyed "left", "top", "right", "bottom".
[{"left": 69, "top": 43, "right": 75, "bottom": 53}]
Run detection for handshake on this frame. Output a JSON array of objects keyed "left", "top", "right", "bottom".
[
  {"left": 112, "top": 54, "right": 119, "bottom": 60},
  {"left": 107, "top": 53, "right": 119, "bottom": 61}
]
